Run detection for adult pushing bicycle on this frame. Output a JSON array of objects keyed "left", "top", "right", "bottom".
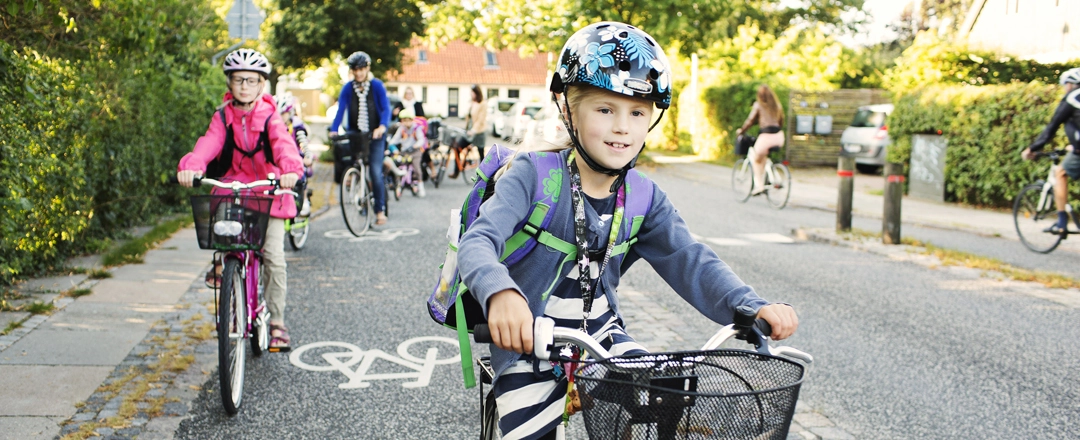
[
  {"left": 472, "top": 307, "right": 812, "bottom": 440},
  {"left": 172, "top": 175, "right": 297, "bottom": 414}
]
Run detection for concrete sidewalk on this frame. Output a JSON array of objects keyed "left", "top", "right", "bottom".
[{"left": 0, "top": 229, "right": 214, "bottom": 439}]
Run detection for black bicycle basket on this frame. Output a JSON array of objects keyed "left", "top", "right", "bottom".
[
  {"left": 573, "top": 349, "right": 805, "bottom": 440},
  {"left": 190, "top": 193, "right": 273, "bottom": 251}
]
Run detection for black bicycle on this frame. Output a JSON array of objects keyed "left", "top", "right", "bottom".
[{"left": 331, "top": 133, "right": 388, "bottom": 236}]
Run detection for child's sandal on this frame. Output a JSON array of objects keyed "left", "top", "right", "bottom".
[
  {"left": 204, "top": 262, "right": 222, "bottom": 289},
  {"left": 268, "top": 324, "right": 291, "bottom": 353}
]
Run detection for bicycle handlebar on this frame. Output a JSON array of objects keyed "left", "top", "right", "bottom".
[
  {"left": 473, "top": 306, "right": 813, "bottom": 364},
  {"left": 168, "top": 175, "right": 299, "bottom": 197}
]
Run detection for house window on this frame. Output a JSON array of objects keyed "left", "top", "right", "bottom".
[
  {"left": 507, "top": 89, "right": 519, "bottom": 99},
  {"left": 485, "top": 51, "right": 498, "bottom": 67},
  {"left": 418, "top": 50, "right": 428, "bottom": 63},
  {"left": 487, "top": 88, "right": 499, "bottom": 99}
]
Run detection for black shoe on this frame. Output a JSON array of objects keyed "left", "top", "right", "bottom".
[{"left": 1043, "top": 223, "right": 1069, "bottom": 238}]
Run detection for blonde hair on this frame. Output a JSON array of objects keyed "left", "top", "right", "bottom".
[
  {"left": 493, "top": 86, "right": 608, "bottom": 179},
  {"left": 757, "top": 85, "right": 783, "bottom": 123}
]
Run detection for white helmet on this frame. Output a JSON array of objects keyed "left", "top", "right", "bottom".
[
  {"left": 275, "top": 94, "right": 296, "bottom": 114},
  {"left": 223, "top": 49, "right": 272, "bottom": 78},
  {"left": 1059, "top": 67, "right": 1080, "bottom": 85}
]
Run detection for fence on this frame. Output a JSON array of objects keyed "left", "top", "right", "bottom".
[{"left": 785, "top": 89, "right": 891, "bottom": 166}]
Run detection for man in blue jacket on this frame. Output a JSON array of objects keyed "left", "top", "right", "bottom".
[{"left": 331, "top": 51, "right": 392, "bottom": 225}]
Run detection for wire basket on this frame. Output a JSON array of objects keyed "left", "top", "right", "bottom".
[
  {"left": 190, "top": 194, "right": 273, "bottom": 251},
  {"left": 573, "top": 350, "right": 805, "bottom": 440}
]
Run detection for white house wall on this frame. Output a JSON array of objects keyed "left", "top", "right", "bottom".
[
  {"left": 385, "top": 82, "right": 549, "bottom": 119},
  {"left": 966, "top": 0, "right": 1080, "bottom": 63}
]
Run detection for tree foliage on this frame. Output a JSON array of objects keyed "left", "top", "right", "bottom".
[
  {"left": 266, "top": 0, "right": 425, "bottom": 76},
  {"left": 422, "top": 0, "right": 864, "bottom": 57}
]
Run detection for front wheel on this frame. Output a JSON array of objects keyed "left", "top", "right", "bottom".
[
  {"left": 433, "top": 150, "right": 448, "bottom": 188},
  {"left": 286, "top": 217, "right": 310, "bottom": 251},
  {"left": 481, "top": 388, "right": 500, "bottom": 440},
  {"left": 218, "top": 258, "right": 247, "bottom": 415},
  {"left": 250, "top": 261, "right": 269, "bottom": 356},
  {"left": 731, "top": 158, "right": 753, "bottom": 202},
  {"left": 340, "top": 165, "right": 371, "bottom": 236},
  {"left": 1014, "top": 183, "right": 1063, "bottom": 253},
  {"left": 766, "top": 163, "right": 792, "bottom": 209}
]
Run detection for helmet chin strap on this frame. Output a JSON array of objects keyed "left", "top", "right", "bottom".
[{"left": 559, "top": 93, "right": 665, "bottom": 193}]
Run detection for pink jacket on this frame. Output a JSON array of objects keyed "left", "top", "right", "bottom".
[{"left": 179, "top": 93, "right": 304, "bottom": 219}]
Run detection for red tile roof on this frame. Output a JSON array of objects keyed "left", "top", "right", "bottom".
[{"left": 387, "top": 40, "right": 549, "bottom": 86}]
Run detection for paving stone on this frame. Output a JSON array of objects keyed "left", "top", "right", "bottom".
[
  {"left": 794, "top": 412, "right": 835, "bottom": 428},
  {"left": 809, "top": 426, "right": 855, "bottom": 440},
  {"left": 0, "top": 365, "right": 113, "bottom": 416}
]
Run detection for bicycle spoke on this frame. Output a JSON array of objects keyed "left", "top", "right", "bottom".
[
  {"left": 1014, "top": 183, "right": 1063, "bottom": 253},
  {"left": 766, "top": 163, "right": 792, "bottom": 209}
]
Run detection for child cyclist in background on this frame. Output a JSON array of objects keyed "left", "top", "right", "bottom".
[
  {"left": 177, "top": 49, "right": 304, "bottom": 352},
  {"left": 275, "top": 94, "right": 315, "bottom": 216},
  {"left": 387, "top": 107, "right": 427, "bottom": 196},
  {"left": 456, "top": 22, "right": 799, "bottom": 439}
]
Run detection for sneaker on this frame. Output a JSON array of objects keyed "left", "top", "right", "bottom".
[
  {"left": 299, "top": 199, "right": 311, "bottom": 216},
  {"left": 417, "top": 181, "right": 426, "bottom": 197},
  {"left": 1043, "top": 223, "right": 1068, "bottom": 237}
]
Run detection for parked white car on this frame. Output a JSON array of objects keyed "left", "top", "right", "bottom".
[
  {"left": 522, "top": 101, "right": 564, "bottom": 145},
  {"left": 839, "top": 103, "right": 893, "bottom": 174},
  {"left": 487, "top": 98, "right": 517, "bottom": 137},
  {"left": 501, "top": 101, "right": 545, "bottom": 143}
]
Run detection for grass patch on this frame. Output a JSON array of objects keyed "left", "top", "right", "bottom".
[
  {"left": 67, "top": 288, "right": 93, "bottom": 298},
  {"left": 2, "top": 320, "right": 22, "bottom": 335},
  {"left": 25, "top": 301, "right": 54, "bottom": 315},
  {"left": 101, "top": 216, "right": 193, "bottom": 267},
  {"left": 87, "top": 269, "right": 112, "bottom": 279},
  {"left": 866, "top": 189, "right": 884, "bottom": 196}
]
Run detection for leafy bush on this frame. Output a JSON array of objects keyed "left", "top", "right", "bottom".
[
  {"left": 885, "top": 32, "right": 1076, "bottom": 93},
  {"left": 0, "top": 1, "right": 224, "bottom": 286},
  {"left": 888, "top": 82, "right": 1078, "bottom": 207}
]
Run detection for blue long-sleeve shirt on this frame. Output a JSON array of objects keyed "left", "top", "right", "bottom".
[
  {"left": 457, "top": 148, "right": 770, "bottom": 378},
  {"left": 330, "top": 79, "right": 391, "bottom": 133}
]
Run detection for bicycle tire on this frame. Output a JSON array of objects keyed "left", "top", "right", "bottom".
[
  {"left": 433, "top": 150, "right": 448, "bottom": 188},
  {"left": 1014, "top": 183, "right": 1063, "bottom": 253},
  {"left": 481, "top": 388, "right": 500, "bottom": 440},
  {"left": 340, "top": 165, "right": 371, "bottom": 236},
  {"left": 250, "top": 260, "right": 269, "bottom": 356},
  {"left": 732, "top": 158, "right": 753, "bottom": 202},
  {"left": 766, "top": 163, "right": 792, "bottom": 209},
  {"left": 287, "top": 217, "right": 310, "bottom": 250},
  {"left": 218, "top": 258, "right": 247, "bottom": 415}
]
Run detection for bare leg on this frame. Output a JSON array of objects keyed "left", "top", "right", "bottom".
[{"left": 751, "top": 147, "right": 768, "bottom": 192}]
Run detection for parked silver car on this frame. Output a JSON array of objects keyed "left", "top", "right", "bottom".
[
  {"left": 839, "top": 103, "right": 893, "bottom": 173},
  {"left": 501, "top": 101, "right": 545, "bottom": 144},
  {"left": 487, "top": 98, "right": 517, "bottom": 137}
]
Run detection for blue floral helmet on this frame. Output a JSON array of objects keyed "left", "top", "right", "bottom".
[{"left": 550, "top": 22, "right": 672, "bottom": 109}]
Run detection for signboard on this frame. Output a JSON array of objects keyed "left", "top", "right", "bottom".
[
  {"left": 909, "top": 134, "right": 947, "bottom": 202},
  {"left": 226, "top": 0, "right": 264, "bottom": 40}
]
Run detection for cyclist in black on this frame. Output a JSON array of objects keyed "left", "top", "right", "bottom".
[{"left": 1021, "top": 67, "right": 1080, "bottom": 236}]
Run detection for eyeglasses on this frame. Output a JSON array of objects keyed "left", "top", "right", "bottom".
[{"left": 230, "top": 76, "right": 263, "bottom": 87}]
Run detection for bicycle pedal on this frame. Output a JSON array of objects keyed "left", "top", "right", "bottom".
[{"left": 268, "top": 346, "right": 292, "bottom": 353}]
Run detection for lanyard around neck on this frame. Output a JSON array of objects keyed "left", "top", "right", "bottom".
[{"left": 567, "top": 151, "right": 625, "bottom": 329}]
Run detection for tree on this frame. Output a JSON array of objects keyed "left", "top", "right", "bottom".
[
  {"left": 266, "top": 0, "right": 425, "bottom": 77},
  {"left": 422, "top": 0, "right": 865, "bottom": 57},
  {"left": 887, "top": 0, "right": 972, "bottom": 42}
]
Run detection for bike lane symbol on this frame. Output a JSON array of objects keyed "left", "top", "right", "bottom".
[
  {"left": 289, "top": 336, "right": 459, "bottom": 389},
  {"left": 324, "top": 228, "right": 420, "bottom": 242}
]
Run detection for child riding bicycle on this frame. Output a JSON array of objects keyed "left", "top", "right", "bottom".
[
  {"left": 388, "top": 107, "right": 428, "bottom": 196},
  {"left": 276, "top": 94, "right": 315, "bottom": 216},
  {"left": 456, "top": 22, "right": 799, "bottom": 439},
  {"left": 177, "top": 48, "right": 304, "bottom": 352}
]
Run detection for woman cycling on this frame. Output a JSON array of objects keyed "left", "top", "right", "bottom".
[
  {"left": 329, "top": 51, "right": 392, "bottom": 226},
  {"left": 450, "top": 84, "right": 487, "bottom": 178},
  {"left": 736, "top": 84, "right": 785, "bottom": 196},
  {"left": 177, "top": 48, "right": 304, "bottom": 351}
]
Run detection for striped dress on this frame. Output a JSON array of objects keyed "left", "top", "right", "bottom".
[{"left": 494, "top": 195, "right": 649, "bottom": 440}]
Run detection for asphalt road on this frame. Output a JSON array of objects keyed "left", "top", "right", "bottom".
[{"left": 175, "top": 159, "right": 1080, "bottom": 439}]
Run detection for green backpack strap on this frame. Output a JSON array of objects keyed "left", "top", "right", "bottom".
[{"left": 454, "top": 284, "right": 474, "bottom": 388}]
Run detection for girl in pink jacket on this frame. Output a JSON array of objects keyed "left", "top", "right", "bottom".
[{"left": 177, "top": 49, "right": 303, "bottom": 351}]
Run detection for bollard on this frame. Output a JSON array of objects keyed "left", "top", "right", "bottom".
[
  {"left": 883, "top": 162, "right": 904, "bottom": 244},
  {"left": 837, "top": 157, "right": 854, "bottom": 232}
]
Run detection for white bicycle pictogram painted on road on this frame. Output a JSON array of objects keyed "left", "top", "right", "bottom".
[
  {"left": 324, "top": 228, "right": 420, "bottom": 242},
  {"left": 289, "top": 336, "right": 459, "bottom": 389}
]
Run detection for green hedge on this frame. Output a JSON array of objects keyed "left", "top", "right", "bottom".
[
  {"left": 0, "top": 0, "right": 223, "bottom": 286},
  {"left": 703, "top": 81, "right": 790, "bottom": 158},
  {"left": 888, "top": 82, "right": 1078, "bottom": 207}
]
